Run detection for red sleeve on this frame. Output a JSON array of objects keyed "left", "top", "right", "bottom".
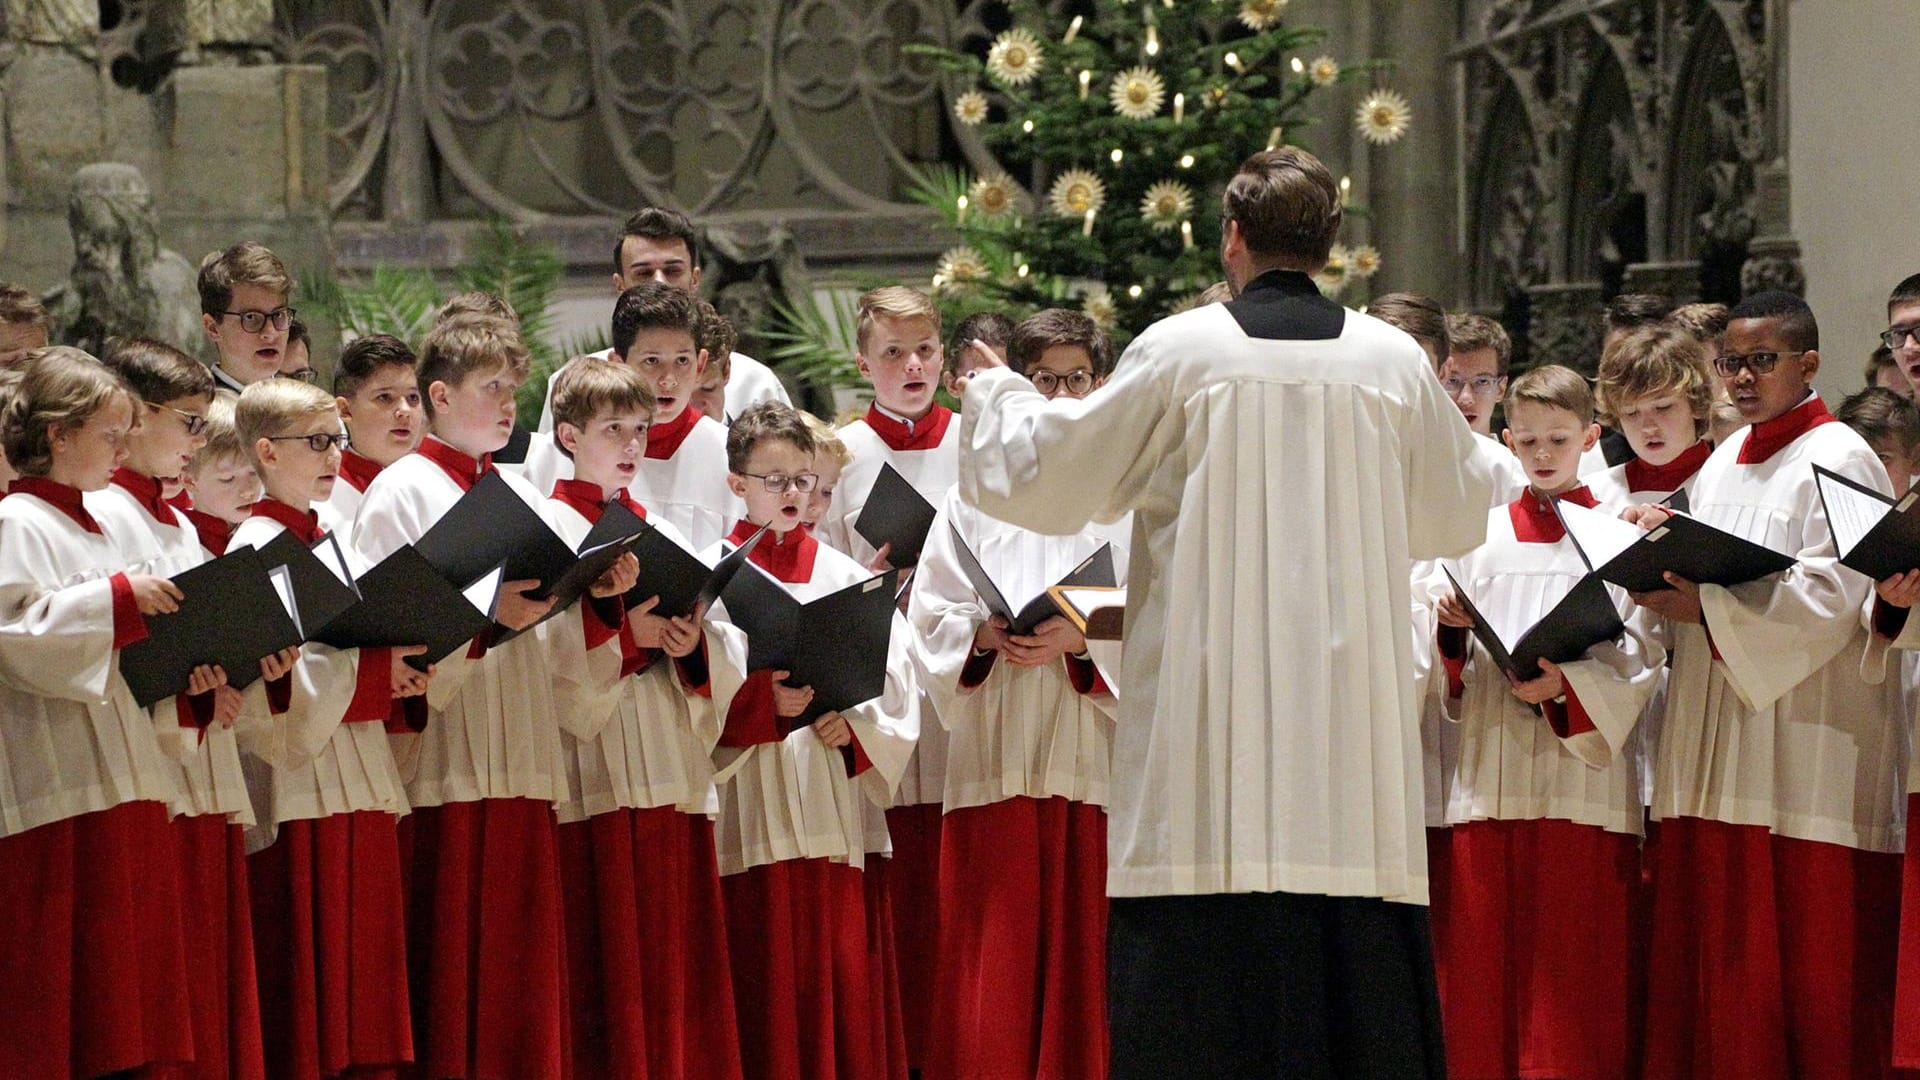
[
  {"left": 342, "top": 646, "right": 394, "bottom": 724},
  {"left": 844, "top": 735, "right": 872, "bottom": 778},
  {"left": 174, "top": 690, "right": 215, "bottom": 730},
  {"left": 719, "top": 669, "right": 782, "bottom": 747},
  {"left": 673, "top": 632, "right": 711, "bottom": 696},
  {"left": 266, "top": 672, "right": 293, "bottom": 716},
  {"left": 1437, "top": 625, "right": 1469, "bottom": 698},
  {"left": 959, "top": 648, "right": 997, "bottom": 689},
  {"left": 465, "top": 628, "right": 492, "bottom": 661},
  {"left": 1540, "top": 682, "right": 1597, "bottom": 739},
  {"left": 109, "top": 572, "right": 148, "bottom": 649},
  {"left": 386, "top": 696, "right": 427, "bottom": 734},
  {"left": 582, "top": 599, "right": 621, "bottom": 653},
  {"left": 1064, "top": 652, "right": 1109, "bottom": 696},
  {"left": 1874, "top": 597, "right": 1910, "bottom": 641}
]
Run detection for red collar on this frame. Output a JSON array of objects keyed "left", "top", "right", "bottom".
[
  {"left": 645, "top": 407, "right": 703, "bottom": 460},
  {"left": 9, "top": 477, "right": 101, "bottom": 533},
  {"left": 250, "top": 496, "right": 325, "bottom": 544},
  {"left": 1737, "top": 394, "right": 1835, "bottom": 465},
  {"left": 730, "top": 518, "right": 816, "bottom": 583},
  {"left": 110, "top": 468, "right": 175, "bottom": 524},
  {"left": 1623, "top": 439, "right": 1712, "bottom": 493},
  {"left": 183, "top": 508, "right": 232, "bottom": 555},
  {"left": 549, "top": 478, "right": 648, "bottom": 523},
  {"left": 415, "top": 437, "right": 495, "bottom": 491},
  {"left": 1509, "top": 485, "right": 1599, "bottom": 544},
  {"left": 863, "top": 403, "right": 952, "bottom": 452},
  {"left": 337, "top": 448, "right": 384, "bottom": 493},
  {"left": 165, "top": 489, "right": 193, "bottom": 510}
]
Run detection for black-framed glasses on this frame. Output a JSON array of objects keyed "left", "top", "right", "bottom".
[
  {"left": 739, "top": 470, "right": 818, "bottom": 494},
  {"left": 146, "top": 400, "right": 209, "bottom": 436},
  {"left": 1031, "top": 369, "right": 1097, "bottom": 396},
  {"left": 266, "top": 432, "right": 349, "bottom": 453},
  {"left": 221, "top": 306, "right": 295, "bottom": 334},
  {"left": 1882, "top": 326, "right": 1920, "bottom": 350},
  {"left": 1712, "top": 350, "right": 1805, "bottom": 379}
]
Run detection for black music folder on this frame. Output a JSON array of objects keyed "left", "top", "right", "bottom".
[
  {"left": 1554, "top": 498, "right": 1795, "bottom": 593},
  {"left": 1442, "top": 568, "right": 1626, "bottom": 683},
  {"left": 582, "top": 501, "right": 768, "bottom": 619},
  {"left": 413, "top": 471, "right": 578, "bottom": 596},
  {"left": 253, "top": 531, "right": 361, "bottom": 640},
  {"left": 489, "top": 527, "right": 650, "bottom": 646},
  {"left": 949, "top": 528, "right": 1117, "bottom": 636},
  {"left": 1815, "top": 465, "right": 1920, "bottom": 582},
  {"left": 855, "top": 463, "right": 937, "bottom": 568},
  {"left": 311, "top": 545, "right": 500, "bottom": 670},
  {"left": 719, "top": 565, "right": 902, "bottom": 727},
  {"left": 119, "top": 546, "right": 304, "bottom": 707}
]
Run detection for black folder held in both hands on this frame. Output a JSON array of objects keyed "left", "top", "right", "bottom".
[
  {"left": 855, "top": 463, "right": 937, "bottom": 568},
  {"left": 1553, "top": 498, "right": 1795, "bottom": 594},
  {"left": 1441, "top": 568, "right": 1625, "bottom": 684},
  {"left": 253, "top": 531, "right": 361, "bottom": 640},
  {"left": 949, "top": 527, "right": 1119, "bottom": 636},
  {"left": 582, "top": 501, "right": 769, "bottom": 619},
  {"left": 310, "top": 545, "right": 501, "bottom": 671},
  {"left": 1814, "top": 465, "right": 1920, "bottom": 583},
  {"left": 719, "top": 565, "right": 902, "bottom": 729},
  {"left": 118, "top": 545, "right": 305, "bottom": 707}
]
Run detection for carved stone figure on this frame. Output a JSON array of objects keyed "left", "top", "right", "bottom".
[{"left": 43, "top": 163, "right": 203, "bottom": 356}]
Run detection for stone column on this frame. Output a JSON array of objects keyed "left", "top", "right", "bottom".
[
  {"left": 1525, "top": 281, "right": 1605, "bottom": 375},
  {"left": 1740, "top": 161, "right": 1804, "bottom": 296},
  {"left": 1367, "top": 0, "right": 1458, "bottom": 305}
]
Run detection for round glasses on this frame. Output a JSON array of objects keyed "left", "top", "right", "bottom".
[
  {"left": 146, "top": 401, "right": 209, "bottom": 436},
  {"left": 738, "top": 470, "right": 819, "bottom": 494},
  {"left": 1031, "top": 369, "right": 1096, "bottom": 396},
  {"left": 221, "top": 306, "right": 295, "bottom": 334},
  {"left": 1712, "top": 350, "right": 1804, "bottom": 379},
  {"left": 266, "top": 432, "right": 349, "bottom": 453}
]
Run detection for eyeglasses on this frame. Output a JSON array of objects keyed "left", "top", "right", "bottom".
[
  {"left": 1712, "top": 350, "right": 1805, "bottom": 378},
  {"left": 279, "top": 368, "right": 317, "bottom": 384},
  {"left": 1883, "top": 326, "right": 1920, "bottom": 350},
  {"left": 146, "top": 401, "right": 209, "bottom": 436},
  {"left": 1030, "top": 369, "right": 1097, "bottom": 396},
  {"left": 738, "top": 470, "right": 818, "bottom": 494},
  {"left": 221, "top": 306, "right": 295, "bottom": 334},
  {"left": 266, "top": 432, "right": 349, "bottom": 453},
  {"left": 1441, "top": 374, "right": 1505, "bottom": 397}
]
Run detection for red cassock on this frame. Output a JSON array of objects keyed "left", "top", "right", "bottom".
[
  {"left": 0, "top": 801, "right": 198, "bottom": 1078},
  {"left": 250, "top": 811, "right": 411, "bottom": 1080},
  {"left": 930, "top": 796, "right": 1110, "bottom": 1080},
  {"left": 863, "top": 855, "right": 911, "bottom": 1080},
  {"left": 560, "top": 808, "right": 744, "bottom": 1080},
  {"left": 1896, "top": 793, "right": 1920, "bottom": 1070},
  {"left": 176, "top": 815, "right": 266, "bottom": 1080}
]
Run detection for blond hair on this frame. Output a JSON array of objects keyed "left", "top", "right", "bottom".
[
  {"left": 1504, "top": 364, "right": 1594, "bottom": 425},
  {"left": 438, "top": 290, "right": 519, "bottom": 326},
  {"left": 235, "top": 378, "right": 340, "bottom": 466},
  {"left": 549, "top": 358, "right": 655, "bottom": 460},
  {"left": 801, "top": 411, "right": 850, "bottom": 470},
  {"left": 197, "top": 241, "right": 292, "bottom": 316},
  {"left": 856, "top": 286, "right": 940, "bottom": 353},
  {"left": 191, "top": 391, "right": 243, "bottom": 470},
  {"left": 1, "top": 347, "right": 132, "bottom": 477},
  {"left": 417, "top": 313, "right": 530, "bottom": 417},
  {"left": 1594, "top": 323, "right": 1715, "bottom": 436}
]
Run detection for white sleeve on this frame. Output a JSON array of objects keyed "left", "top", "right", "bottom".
[
  {"left": 1555, "top": 593, "right": 1665, "bottom": 768},
  {"left": 539, "top": 604, "right": 625, "bottom": 741},
  {"left": 845, "top": 610, "right": 922, "bottom": 806},
  {"left": 0, "top": 521, "right": 119, "bottom": 703},
  {"left": 1404, "top": 371, "right": 1497, "bottom": 561},
  {"left": 906, "top": 501, "right": 990, "bottom": 730}
]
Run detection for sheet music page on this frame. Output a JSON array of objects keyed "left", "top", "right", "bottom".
[{"left": 1819, "top": 472, "right": 1893, "bottom": 555}]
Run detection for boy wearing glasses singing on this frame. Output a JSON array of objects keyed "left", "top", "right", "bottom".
[
  {"left": 198, "top": 241, "right": 297, "bottom": 392},
  {"left": 1625, "top": 291, "right": 1904, "bottom": 1079},
  {"left": 702, "top": 402, "right": 920, "bottom": 1080},
  {"left": 908, "top": 308, "right": 1131, "bottom": 1080}
]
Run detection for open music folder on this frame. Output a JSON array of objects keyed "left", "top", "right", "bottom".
[
  {"left": 1554, "top": 498, "right": 1795, "bottom": 593},
  {"left": 119, "top": 545, "right": 305, "bottom": 707},
  {"left": 1814, "top": 464, "right": 1920, "bottom": 582},
  {"left": 948, "top": 526, "right": 1117, "bottom": 636},
  {"left": 854, "top": 463, "right": 937, "bottom": 568},
  {"left": 582, "top": 501, "right": 768, "bottom": 619},
  {"left": 719, "top": 564, "right": 902, "bottom": 729},
  {"left": 1441, "top": 568, "right": 1625, "bottom": 684},
  {"left": 310, "top": 546, "right": 502, "bottom": 671}
]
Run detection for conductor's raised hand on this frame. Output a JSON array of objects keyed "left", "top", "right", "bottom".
[
  {"left": 128, "top": 573, "right": 183, "bottom": 616},
  {"left": 950, "top": 338, "right": 1007, "bottom": 397},
  {"left": 812, "top": 710, "right": 852, "bottom": 748},
  {"left": 590, "top": 552, "right": 639, "bottom": 599},
  {"left": 1629, "top": 572, "right": 1704, "bottom": 625},
  {"left": 494, "top": 578, "right": 557, "bottom": 631},
  {"left": 769, "top": 673, "right": 815, "bottom": 719}
]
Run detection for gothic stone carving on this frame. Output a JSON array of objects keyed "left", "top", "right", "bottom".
[{"left": 42, "top": 163, "right": 202, "bottom": 357}]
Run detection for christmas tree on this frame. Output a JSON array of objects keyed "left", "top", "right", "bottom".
[{"left": 910, "top": 0, "right": 1409, "bottom": 340}]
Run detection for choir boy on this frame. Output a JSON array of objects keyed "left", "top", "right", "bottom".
[
  {"left": 540, "top": 357, "right": 745, "bottom": 1080},
  {"left": 942, "top": 311, "right": 1014, "bottom": 401},
  {"left": 1838, "top": 386, "right": 1920, "bottom": 492},
  {"left": 690, "top": 299, "right": 738, "bottom": 422},
  {"left": 703, "top": 403, "right": 919, "bottom": 1080},
  {"left": 0, "top": 348, "right": 201, "bottom": 1076},
  {"left": 1427, "top": 365, "right": 1661, "bottom": 1080},
  {"left": 179, "top": 391, "right": 259, "bottom": 555},
  {"left": 348, "top": 312, "right": 578, "bottom": 1080},
  {"left": 1376, "top": 294, "right": 1524, "bottom": 505},
  {"left": 1588, "top": 294, "right": 1678, "bottom": 469},
  {"left": 1868, "top": 346, "right": 1910, "bottom": 398},
  {"left": 817, "top": 285, "right": 959, "bottom": 1069},
  {"left": 1630, "top": 291, "right": 1904, "bottom": 1078},
  {"left": 1586, "top": 322, "right": 1717, "bottom": 507},
  {"left": 910, "top": 309, "right": 1130, "bottom": 1080},
  {"left": 279, "top": 317, "right": 316, "bottom": 382},
  {"left": 88, "top": 338, "right": 275, "bottom": 1080},
  {"left": 322, "top": 333, "right": 422, "bottom": 532},
  {"left": 230, "top": 377, "right": 424, "bottom": 1079},
  {"left": 0, "top": 282, "right": 50, "bottom": 366},
  {"left": 199, "top": 241, "right": 297, "bottom": 392},
  {"left": 1440, "top": 313, "right": 1511, "bottom": 439}
]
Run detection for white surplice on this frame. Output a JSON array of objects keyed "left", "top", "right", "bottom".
[
  {"left": 908, "top": 487, "right": 1129, "bottom": 811},
  {"left": 957, "top": 270, "right": 1494, "bottom": 903},
  {"left": 0, "top": 489, "right": 183, "bottom": 836}
]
